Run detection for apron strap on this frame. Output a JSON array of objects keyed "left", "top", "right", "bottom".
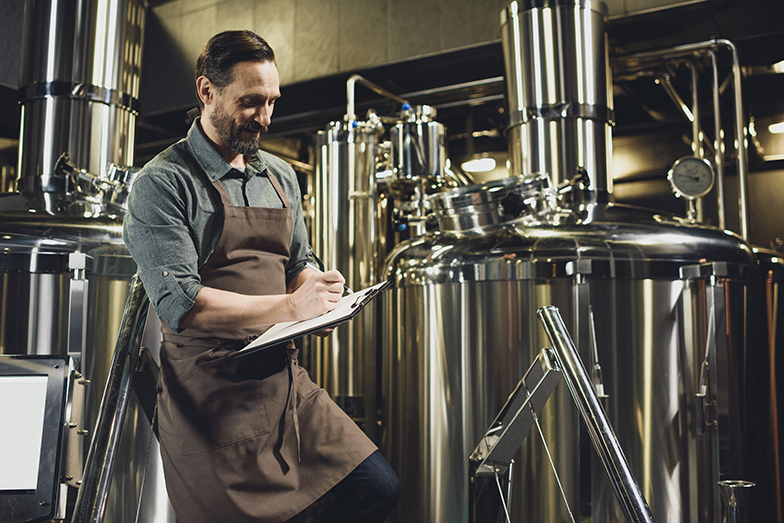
[
  {"left": 287, "top": 366, "right": 302, "bottom": 463},
  {"left": 285, "top": 347, "right": 302, "bottom": 463}
]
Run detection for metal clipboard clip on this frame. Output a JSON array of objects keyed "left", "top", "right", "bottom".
[{"left": 351, "top": 280, "right": 391, "bottom": 309}]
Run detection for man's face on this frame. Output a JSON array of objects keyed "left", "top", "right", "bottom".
[{"left": 207, "top": 60, "right": 280, "bottom": 156}]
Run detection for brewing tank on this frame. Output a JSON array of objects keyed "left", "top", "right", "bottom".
[
  {"left": 17, "top": 0, "right": 144, "bottom": 215},
  {"left": 1, "top": 0, "right": 174, "bottom": 521},
  {"left": 311, "top": 119, "right": 383, "bottom": 434},
  {"left": 381, "top": 199, "right": 766, "bottom": 522},
  {"left": 502, "top": 0, "right": 613, "bottom": 200},
  {"left": 311, "top": 102, "right": 454, "bottom": 437}
]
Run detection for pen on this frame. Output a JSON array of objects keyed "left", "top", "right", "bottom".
[{"left": 305, "top": 262, "right": 353, "bottom": 294}]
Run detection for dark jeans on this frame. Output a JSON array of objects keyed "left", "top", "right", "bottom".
[{"left": 313, "top": 450, "right": 401, "bottom": 523}]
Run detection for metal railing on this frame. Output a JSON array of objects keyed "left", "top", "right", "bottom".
[
  {"left": 71, "top": 275, "right": 151, "bottom": 523},
  {"left": 537, "top": 306, "right": 656, "bottom": 523}
]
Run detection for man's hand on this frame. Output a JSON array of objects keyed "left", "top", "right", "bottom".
[{"left": 287, "top": 269, "right": 346, "bottom": 320}]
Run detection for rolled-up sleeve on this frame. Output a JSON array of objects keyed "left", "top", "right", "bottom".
[{"left": 122, "top": 167, "right": 203, "bottom": 330}]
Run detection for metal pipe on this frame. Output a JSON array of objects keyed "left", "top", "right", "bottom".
[
  {"left": 346, "top": 74, "right": 409, "bottom": 121},
  {"left": 612, "top": 39, "right": 749, "bottom": 239},
  {"left": 537, "top": 306, "right": 656, "bottom": 523},
  {"left": 657, "top": 72, "right": 695, "bottom": 125},
  {"left": 71, "top": 275, "right": 150, "bottom": 523},
  {"left": 686, "top": 60, "right": 705, "bottom": 221},
  {"left": 724, "top": 40, "right": 750, "bottom": 239},
  {"left": 709, "top": 50, "right": 727, "bottom": 230}
]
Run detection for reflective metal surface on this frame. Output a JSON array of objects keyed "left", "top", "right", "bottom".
[
  {"left": 311, "top": 98, "right": 458, "bottom": 438},
  {"left": 311, "top": 120, "right": 383, "bottom": 435},
  {"left": 0, "top": 214, "right": 132, "bottom": 356},
  {"left": 72, "top": 275, "right": 149, "bottom": 523},
  {"left": 18, "top": 0, "right": 145, "bottom": 215},
  {"left": 0, "top": 214, "right": 173, "bottom": 523},
  {"left": 4, "top": 1, "right": 172, "bottom": 522},
  {"left": 428, "top": 174, "right": 555, "bottom": 233},
  {"left": 501, "top": 0, "right": 612, "bottom": 200},
  {"left": 381, "top": 204, "right": 765, "bottom": 523},
  {"left": 538, "top": 305, "right": 655, "bottom": 523},
  {"left": 391, "top": 105, "right": 446, "bottom": 185},
  {"left": 612, "top": 40, "right": 750, "bottom": 239},
  {"left": 718, "top": 481, "right": 755, "bottom": 523}
]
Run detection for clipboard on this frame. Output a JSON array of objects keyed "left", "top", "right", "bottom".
[{"left": 238, "top": 279, "right": 392, "bottom": 357}]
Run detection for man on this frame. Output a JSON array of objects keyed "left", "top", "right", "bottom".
[{"left": 123, "top": 30, "right": 400, "bottom": 523}]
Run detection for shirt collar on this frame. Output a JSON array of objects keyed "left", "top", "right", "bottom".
[{"left": 186, "top": 117, "right": 269, "bottom": 181}]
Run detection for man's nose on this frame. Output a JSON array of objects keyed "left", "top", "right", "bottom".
[{"left": 255, "top": 105, "right": 272, "bottom": 127}]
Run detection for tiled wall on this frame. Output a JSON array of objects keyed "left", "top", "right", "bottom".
[
  {"left": 150, "top": 0, "right": 508, "bottom": 88},
  {"left": 140, "top": 0, "right": 694, "bottom": 114}
]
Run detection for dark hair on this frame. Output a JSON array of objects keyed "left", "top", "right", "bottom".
[{"left": 195, "top": 30, "right": 275, "bottom": 97}]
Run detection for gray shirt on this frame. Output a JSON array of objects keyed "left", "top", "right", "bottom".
[{"left": 122, "top": 118, "right": 314, "bottom": 330}]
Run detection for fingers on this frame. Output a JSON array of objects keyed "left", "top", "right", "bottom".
[
  {"left": 289, "top": 270, "right": 347, "bottom": 320},
  {"left": 314, "top": 271, "right": 344, "bottom": 302},
  {"left": 313, "top": 327, "right": 336, "bottom": 337},
  {"left": 320, "top": 269, "right": 345, "bottom": 286}
]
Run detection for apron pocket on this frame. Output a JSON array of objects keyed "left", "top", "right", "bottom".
[{"left": 170, "top": 360, "right": 272, "bottom": 455}]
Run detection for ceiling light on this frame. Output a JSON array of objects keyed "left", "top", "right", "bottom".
[
  {"left": 461, "top": 157, "right": 496, "bottom": 173},
  {"left": 769, "top": 121, "right": 784, "bottom": 134}
]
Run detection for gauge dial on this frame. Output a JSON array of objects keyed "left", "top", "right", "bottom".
[{"left": 667, "top": 156, "right": 715, "bottom": 199}]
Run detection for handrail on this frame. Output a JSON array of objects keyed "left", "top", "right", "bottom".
[
  {"left": 612, "top": 39, "right": 748, "bottom": 239},
  {"left": 346, "top": 74, "right": 409, "bottom": 122},
  {"left": 71, "top": 275, "right": 151, "bottom": 523},
  {"left": 537, "top": 306, "right": 656, "bottom": 523}
]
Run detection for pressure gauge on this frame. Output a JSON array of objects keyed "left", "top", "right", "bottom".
[{"left": 667, "top": 156, "right": 715, "bottom": 199}]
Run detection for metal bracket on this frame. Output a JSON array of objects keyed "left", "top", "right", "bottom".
[{"left": 470, "top": 348, "right": 562, "bottom": 477}]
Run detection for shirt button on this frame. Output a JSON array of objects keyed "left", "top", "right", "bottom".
[{"left": 162, "top": 270, "right": 169, "bottom": 277}]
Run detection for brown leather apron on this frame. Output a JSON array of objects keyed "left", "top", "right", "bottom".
[{"left": 156, "top": 147, "right": 376, "bottom": 523}]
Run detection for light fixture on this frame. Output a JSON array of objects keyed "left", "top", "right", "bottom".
[
  {"left": 772, "top": 59, "right": 784, "bottom": 74},
  {"left": 768, "top": 121, "right": 784, "bottom": 134},
  {"left": 461, "top": 157, "right": 497, "bottom": 173}
]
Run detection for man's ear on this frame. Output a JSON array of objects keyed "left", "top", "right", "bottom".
[{"left": 196, "top": 76, "right": 214, "bottom": 106}]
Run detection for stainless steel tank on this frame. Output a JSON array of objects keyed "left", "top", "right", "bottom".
[
  {"left": 311, "top": 118, "right": 384, "bottom": 435},
  {"left": 391, "top": 104, "right": 447, "bottom": 184},
  {"left": 380, "top": 0, "right": 772, "bottom": 521},
  {"left": 502, "top": 0, "right": 613, "bottom": 201},
  {"left": 311, "top": 101, "right": 455, "bottom": 438},
  {"left": 1, "top": 0, "right": 175, "bottom": 521},
  {"left": 381, "top": 198, "right": 765, "bottom": 523},
  {"left": 18, "top": 0, "right": 144, "bottom": 215}
]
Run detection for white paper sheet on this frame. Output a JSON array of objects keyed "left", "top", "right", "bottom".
[
  {"left": 241, "top": 280, "right": 389, "bottom": 353},
  {"left": 0, "top": 375, "right": 48, "bottom": 490}
]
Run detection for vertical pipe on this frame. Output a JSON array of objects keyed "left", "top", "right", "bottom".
[
  {"left": 501, "top": 0, "right": 612, "bottom": 201},
  {"left": 537, "top": 305, "right": 656, "bottom": 523},
  {"left": 709, "top": 50, "right": 727, "bottom": 230},
  {"left": 722, "top": 40, "right": 750, "bottom": 240},
  {"left": 612, "top": 39, "right": 750, "bottom": 238},
  {"left": 687, "top": 61, "right": 705, "bottom": 222}
]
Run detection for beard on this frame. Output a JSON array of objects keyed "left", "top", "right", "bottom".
[{"left": 209, "top": 103, "right": 268, "bottom": 156}]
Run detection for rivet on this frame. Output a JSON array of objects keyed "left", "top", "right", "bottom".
[{"left": 162, "top": 270, "right": 169, "bottom": 277}]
